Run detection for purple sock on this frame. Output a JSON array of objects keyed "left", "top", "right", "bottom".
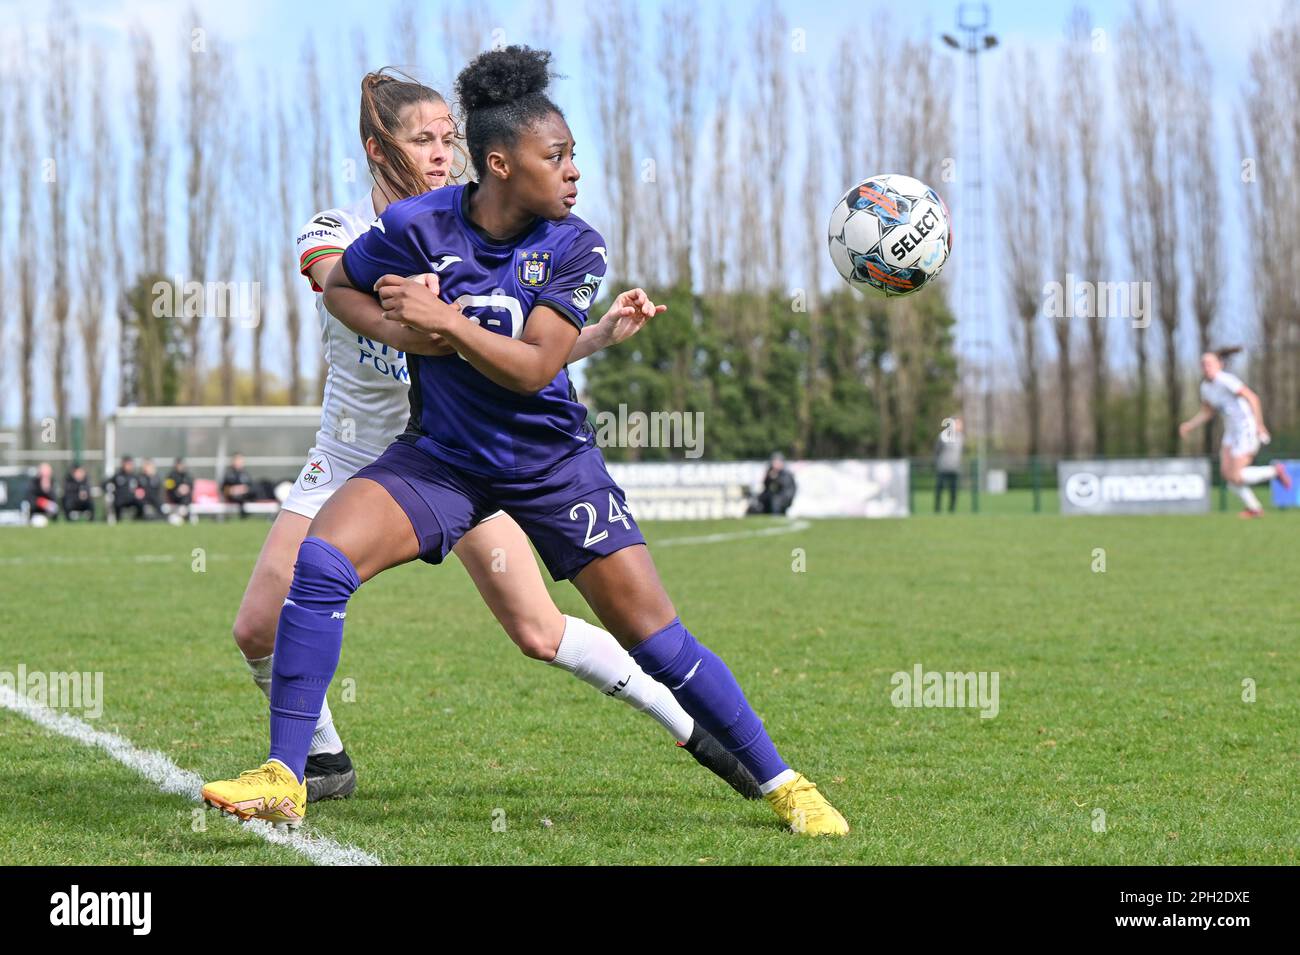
[
  {"left": 268, "top": 537, "right": 359, "bottom": 781},
  {"left": 629, "top": 618, "right": 789, "bottom": 785}
]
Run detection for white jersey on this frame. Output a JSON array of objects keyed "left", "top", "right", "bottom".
[
  {"left": 295, "top": 195, "right": 411, "bottom": 461},
  {"left": 1200, "top": 371, "right": 1252, "bottom": 430}
]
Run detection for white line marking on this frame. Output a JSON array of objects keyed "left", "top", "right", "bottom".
[
  {"left": 2, "top": 519, "right": 814, "bottom": 566},
  {"left": 654, "top": 519, "right": 812, "bottom": 548},
  {"left": 0, "top": 553, "right": 246, "bottom": 567},
  {"left": 0, "top": 685, "right": 381, "bottom": 866}
]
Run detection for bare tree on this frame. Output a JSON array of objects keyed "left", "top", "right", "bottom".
[
  {"left": 528, "top": 0, "right": 559, "bottom": 56},
  {"left": 1063, "top": 6, "right": 1109, "bottom": 454},
  {"left": 887, "top": 38, "right": 954, "bottom": 457},
  {"left": 736, "top": 117, "right": 764, "bottom": 296},
  {"left": 352, "top": 25, "right": 370, "bottom": 81},
  {"left": 796, "top": 66, "right": 824, "bottom": 456},
  {"left": 1000, "top": 50, "right": 1046, "bottom": 456},
  {"left": 390, "top": 0, "right": 420, "bottom": 71},
  {"left": 1046, "top": 47, "right": 1076, "bottom": 456},
  {"left": 1114, "top": 9, "right": 1158, "bottom": 454},
  {"left": 301, "top": 37, "right": 333, "bottom": 400},
  {"left": 215, "top": 83, "right": 240, "bottom": 406},
  {"left": 832, "top": 35, "right": 863, "bottom": 207},
  {"left": 700, "top": 23, "right": 734, "bottom": 297},
  {"left": 1237, "top": 18, "right": 1300, "bottom": 438},
  {"left": 1117, "top": 0, "right": 1188, "bottom": 455},
  {"left": 184, "top": 7, "right": 224, "bottom": 402},
  {"left": 277, "top": 96, "right": 305, "bottom": 405},
  {"left": 658, "top": 1, "right": 701, "bottom": 289},
  {"left": 751, "top": 0, "right": 789, "bottom": 282},
  {"left": 584, "top": 0, "right": 638, "bottom": 282},
  {"left": 0, "top": 45, "right": 9, "bottom": 415},
  {"left": 79, "top": 46, "right": 116, "bottom": 445},
  {"left": 17, "top": 29, "right": 42, "bottom": 445},
  {"left": 251, "top": 72, "right": 273, "bottom": 406},
  {"left": 440, "top": 0, "right": 494, "bottom": 90},
  {"left": 1183, "top": 32, "right": 1221, "bottom": 456},
  {"left": 45, "top": 3, "right": 78, "bottom": 445},
  {"left": 130, "top": 26, "right": 168, "bottom": 277},
  {"left": 1152, "top": 2, "right": 1188, "bottom": 455},
  {"left": 301, "top": 35, "right": 335, "bottom": 222},
  {"left": 890, "top": 39, "right": 954, "bottom": 189},
  {"left": 827, "top": 32, "right": 891, "bottom": 451}
]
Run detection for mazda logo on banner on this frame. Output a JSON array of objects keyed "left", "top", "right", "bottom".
[{"left": 1058, "top": 459, "right": 1212, "bottom": 515}]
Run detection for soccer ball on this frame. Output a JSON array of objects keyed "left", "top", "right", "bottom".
[{"left": 827, "top": 174, "right": 952, "bottom": 297}]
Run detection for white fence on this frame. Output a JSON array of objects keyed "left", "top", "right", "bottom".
[{"left": 607, "top": 459, "right": 911, "bottom": 520}]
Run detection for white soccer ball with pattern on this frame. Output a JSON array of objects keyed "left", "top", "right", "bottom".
[{"left": 827, "top": 174, "right": 952, "bottom": 297}]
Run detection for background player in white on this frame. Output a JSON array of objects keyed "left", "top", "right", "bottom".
[
  {"left": 1179, "top": 347, "right": 1291, "bottom": 518},
  {"left": 230, "top": 70, "right": 759, "bottom": 801}
]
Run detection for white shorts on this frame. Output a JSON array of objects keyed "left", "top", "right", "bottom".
[
  {"left": 281, "top": 441, "right": 380, "bottom": 520},
  {"left": 282, "top": 441, "right": 507, "bottom": 527},
  {"left": 1223, "top": 418, "right": 1260, "bottom": 458}
]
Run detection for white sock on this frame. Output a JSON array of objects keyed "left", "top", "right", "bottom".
[
  {"left": 759, "top": 768, "right": 797, "bottom": 794},
  {"left": 549, "top": 615, "right": 695, "bottom": 744},
  {"left": 1240, "top": 465, "right": 1275, "bottom": 485},
  {"left": 1230, "top": 483, "right": 1262, "bottom": 511},
  {"left": 244, "top": 653, "right": 343, "bottom": 756}
]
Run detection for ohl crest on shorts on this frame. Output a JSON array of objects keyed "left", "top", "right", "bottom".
[{"left": 517, "top": 249, "right": 553, "bottom": 287}]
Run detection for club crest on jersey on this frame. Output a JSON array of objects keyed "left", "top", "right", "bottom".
[{"left": 517, "top": 250, "right": 553, "bottom": 287}]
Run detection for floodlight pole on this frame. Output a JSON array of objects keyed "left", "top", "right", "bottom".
[{"left": 942, "top": 3, "right": 998, "bottom": 507}]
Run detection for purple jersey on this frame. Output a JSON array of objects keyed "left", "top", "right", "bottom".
[{"left": 341, "top": 183, "right": 608, "bottom": 477}]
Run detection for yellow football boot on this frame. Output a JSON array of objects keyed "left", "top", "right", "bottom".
[
  {"left": 202, "top": 760, "right": 307, "bottom": 829},
  {"left": 764, "top": 772, "right": 849, "bottom": 836}
]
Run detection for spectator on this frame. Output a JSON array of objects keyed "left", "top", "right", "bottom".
[
  {"left": 934, "top": 416, "right": 964, "bottom": 514},
  {"left": 139, "top": 458, "right": 165, "bottom": 520},
  {"left": 62, "top": 464, "right": 94, "bottom": 521},
  {"left": 751, "top": 452, "right": 797, "bottom": 516},
  {"left": 27, "top": 462, "right": 60, "bottom": 523},
  {"left": 221, "top": 452, "right": 256, "bottom": 518},
  {"left": 165, "top": 458, "right": 193, "bottom": 521},
  {"left": 106, "top": 456, "right": 146, "bottom": 522}
]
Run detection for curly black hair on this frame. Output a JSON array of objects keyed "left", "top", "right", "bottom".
[{"left": 455, "top": 45, "right": 564, "bottom": 176}]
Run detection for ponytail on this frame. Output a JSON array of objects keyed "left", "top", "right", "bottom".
[{"left": 359, "top": 69, "right": 460, "bottom": 202}]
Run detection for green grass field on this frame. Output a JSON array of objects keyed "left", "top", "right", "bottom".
[{"left": 1, "top": 510, "right": 1295, "bottom": 865}]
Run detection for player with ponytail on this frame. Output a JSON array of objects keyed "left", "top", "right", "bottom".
[
  {"left": 207, "top": 48, "right": 844, "bottom": 835},
  {"left": 226, "top": 68, "right": 757, "bottom": 808},
  {"left": 1180, "top": 346, "right": 1291, "bottom": 517}
]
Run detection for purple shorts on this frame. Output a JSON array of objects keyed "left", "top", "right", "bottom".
[{"left": 352, "top": 437, "right": 645, "bottom": 581}]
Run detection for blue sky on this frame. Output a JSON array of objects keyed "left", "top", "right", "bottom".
[{"left": 1, "top": 0, "right": 1290, "bottom": 424}]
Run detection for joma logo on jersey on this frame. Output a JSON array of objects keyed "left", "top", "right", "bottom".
[{"left": 516, "top": 249, "right": 553, "bottom": 287}]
